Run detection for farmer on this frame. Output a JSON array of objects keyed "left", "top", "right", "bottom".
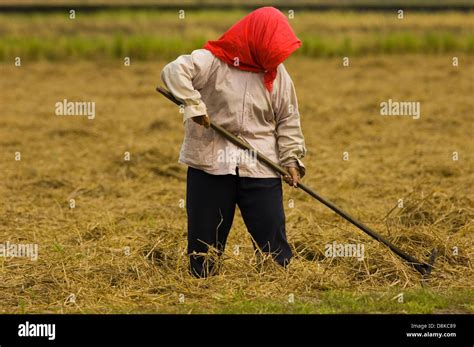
[{"left": 161, "top": 7, "right": 306, "bottom": 277}]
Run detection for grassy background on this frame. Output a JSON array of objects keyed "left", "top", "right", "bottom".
[{"left": 0, "top": 10, "right": 473, "bottom": 61}]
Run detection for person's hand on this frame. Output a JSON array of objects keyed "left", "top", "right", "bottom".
[
  {"left": 192, "top": 114, "right": 211, "bottom": 128},
  {"left": 283, "top": 166, "right": 300, "bottom": 187}
]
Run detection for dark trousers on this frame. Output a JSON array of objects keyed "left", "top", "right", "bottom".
[{"left": 186, "top": 166, "right": 292, "bottom": 277}]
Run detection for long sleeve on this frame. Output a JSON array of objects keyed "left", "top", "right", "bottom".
[
  {"left": 273, "top": 64, "right": 307, "bottom": 177},
  {"left": 161, "top": 49, "right": 215, "bottom": 122}
]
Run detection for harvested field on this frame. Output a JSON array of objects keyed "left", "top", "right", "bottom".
[{"left": 1, "top": 55, "right": 472, "bottom": 313}]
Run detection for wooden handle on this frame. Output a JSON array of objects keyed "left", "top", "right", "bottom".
[{"left": 155, "top": 85, "right": 432, "bottom": 274}]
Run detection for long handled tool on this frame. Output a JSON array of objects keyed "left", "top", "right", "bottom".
[{"left": 157, "top": 86, "right": 438, "bottom": 277}]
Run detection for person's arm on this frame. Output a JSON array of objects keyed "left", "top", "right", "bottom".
[
  {"left": 161, "top": 49, "right": 215, "bottom": 126},
  {"left": 274, "top": 64, "right": 307, "bottom": 186}
]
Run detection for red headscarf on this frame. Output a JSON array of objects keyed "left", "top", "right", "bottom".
[{"left": 203, "top": 7, "right": 301, "bottom": 93}]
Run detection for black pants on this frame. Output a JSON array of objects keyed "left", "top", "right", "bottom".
[{"left": 186, "top": 166, "right": 292, "bottom": 277}]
